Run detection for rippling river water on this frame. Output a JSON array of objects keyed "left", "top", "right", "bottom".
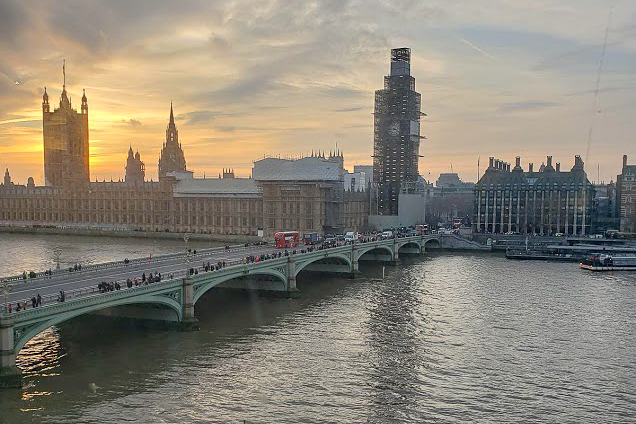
[{"left": 1, "top": 232, "right": 635, "bottom": 423}]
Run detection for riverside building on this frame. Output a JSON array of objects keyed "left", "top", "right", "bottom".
[
  {"left": 253, "top": 152, "right": 369, "bottom": 237},
  {"left": 0, "top": 71, "right": 368, "bottom": 237},
  {"left": 474, "top": 156, "right": 595, "bottom": 235},
  {"left": 616, "top": 155, "right": 636, "bottom": 232}
]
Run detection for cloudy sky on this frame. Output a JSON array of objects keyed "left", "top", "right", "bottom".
[{"left": 1, "top": 0, "right": 635, "bottom": 185}]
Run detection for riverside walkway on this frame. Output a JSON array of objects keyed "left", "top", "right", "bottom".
[{"left": 0, "top": 234, "right": 440, "bottom": 388}]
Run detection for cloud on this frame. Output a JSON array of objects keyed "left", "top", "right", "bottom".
[
  {"left": 498, "top": 101, "right": 560, "bottom": 113},
  {"left": 120, "top": 118, "right": 142, "bottom": 126},
  {"left": 176, "top": 110, "right": 247, "bottom": 125},
  {"left": 208, "top": 33, "right": 231, "bottom": 54},
  {"left": 333, "top": 106, "right": 365, "bottom": 113},
  {"left": 1, "top": 0, "right": 636, "bottom": 185}
]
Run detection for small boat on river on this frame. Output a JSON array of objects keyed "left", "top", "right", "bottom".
[{"left": 579, "top": 254, "right": 636, "bottom": 271}]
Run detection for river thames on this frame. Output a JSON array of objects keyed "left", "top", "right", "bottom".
[{"left": 1, "top": 232, "right": 635, "bottom": 423}]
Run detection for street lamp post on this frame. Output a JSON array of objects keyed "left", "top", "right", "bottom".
[
  {"left": 53, "top": 247, "right": 61, "bottom": 271},
  {"left": 1, "top": 280, "right": 12, "bottom": 315},
  {"left": 184, "top": 234, "right": 192, "bottom": 277}
]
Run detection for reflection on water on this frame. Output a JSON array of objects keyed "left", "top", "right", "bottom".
[
  {"left": 367, "top": 262, "right": 421, "bottom": 423},
  {"left": 1, "top": 233, "right": 636, "bottom": 423},
  {"left": 0, "top": 232, "right": 218, "bottom": 277}
]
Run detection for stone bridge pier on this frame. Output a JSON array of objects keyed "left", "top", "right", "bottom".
[
  {"left": 0, "top": 316, "right": 21, "bottom": 388},
  {"left": 287, "top": 257, "right": 298, "bottom": 292},
  {"left": 393, "top": 238, "right": 400, "bottom": 264},
  {"left": 181, "top": 277, "right": 198, "bottom": 331},
  {"left": 351, "top": 245, "right": 361, "bottom": 278}
]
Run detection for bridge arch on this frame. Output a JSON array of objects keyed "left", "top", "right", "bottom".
[
  {"left": 294, "top": 253, "right": 352, "bottom": 277},
  {"left": 14, "top": 295, "right": 183, "bottom": 353},
  {"left": 397, "top": 241, "right": 422, "bottom": 254},
  {"left": 424, "top": 238, "right": 441, "bottom": 249},
  {"left": 356, "top": 245, "right": 394, "bottom": 262},
  {"left": 193, "top": 269, "right": 287, "bottom": 304}
]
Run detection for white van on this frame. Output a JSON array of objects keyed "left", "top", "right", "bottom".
[
  {"left": 381, "top": 231, "right": 393, "bottom": 239},
  {"left": 344, "top": 231, "right": 359, "bottom": 241}
]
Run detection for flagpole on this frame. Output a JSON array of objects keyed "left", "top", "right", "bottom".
[{"left": 477, "top": 156, "right": 480, "bottom": 182}]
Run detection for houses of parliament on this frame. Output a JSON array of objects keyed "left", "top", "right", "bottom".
[{"left": 0, "top": 68, "right": 369, "bottom": 237}]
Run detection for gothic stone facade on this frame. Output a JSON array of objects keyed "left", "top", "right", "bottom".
[
  {"left": 0, "top": 73, "right": 369, "bottom": 237},
  {"left": 158, "top": 103, "right": 187, "bottom": 180},
  {"left": 0, "top": 170, "right": 367, "bottom": 236},
  {"left": 260, "top": 180, "right": 368, "bottom": 237},
  {"left": 42, "top": 85, "right": 89, "bottom": 188}
]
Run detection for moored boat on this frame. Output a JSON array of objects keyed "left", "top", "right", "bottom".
[{"left": 579, "top": 254, "right": 636, "bottom": 271}]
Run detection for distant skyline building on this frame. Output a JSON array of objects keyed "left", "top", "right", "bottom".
[
  {"left": 345, "top": 171, "right": 366, "bottom": 192},
  {"left": 158, "top": 103, "right": 187, "bottom": 180},
  {"left": 353, "top": 165, "right": 374, "bottom": 189},
  {"left": 435, "top": 173, "right": 474, "bottom": 191},
  {"left": 42, "top": 63, "right": 89, "bottom": 187},
  {"left": 372, "top": 47, "right": 423, "bottom": 216}
]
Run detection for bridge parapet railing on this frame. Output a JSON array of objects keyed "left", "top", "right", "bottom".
[
  {"left": 4, "top": 273, "right": 187, "bottom": 318},
  {"left": 8, "top": 277, "right": 186, "bottom": 323},
  {"left": 0, "top": 243, "right": 257, "bottom": 285},
  {"left": 4, "top": 247, "right": 285, "bottom": 315},
  {"left": 2, "top": 236, "right": 424, "bottom": 284},
  {"left": 1, "top": 238, "right": 420, "bottom": 316}
]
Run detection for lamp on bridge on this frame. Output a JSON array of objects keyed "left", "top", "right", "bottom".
[
  {"left": 1, "top": 281, "right": 12, "bottom": 315},
  {"left": 53, "top": 247, "right": 62, "bottom": 271},
  {"left": 184, "top": 234, "right": 192, "bottom": 277}
]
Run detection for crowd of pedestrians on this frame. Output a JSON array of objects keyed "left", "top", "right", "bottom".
[
  {"left": 8, "top": 290, "right": 64, "bottom": 313},
  {"left": 98, "top": 281, "right": 121, "bottom": 292}
]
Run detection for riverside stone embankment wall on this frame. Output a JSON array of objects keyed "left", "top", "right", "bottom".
[{"left": 0, "top": 225, "right": 263, "bottom": 243}]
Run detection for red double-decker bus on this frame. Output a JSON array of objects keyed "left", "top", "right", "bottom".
[
  {"left": 415, "top": 224, "right": 428, "bottom": 235},
  {"left": 274, "top": 231, "right": 299, "bottom": 248}
]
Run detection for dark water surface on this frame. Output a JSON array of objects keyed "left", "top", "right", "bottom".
[{"left": 1, "top": 233, "right": 635, "bottom": 423}]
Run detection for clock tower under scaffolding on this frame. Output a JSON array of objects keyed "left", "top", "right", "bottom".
[{"left": 372, "top": 48, "right": 424, "bottom": 216}]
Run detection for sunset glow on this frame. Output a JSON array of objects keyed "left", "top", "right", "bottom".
[{"left": 1, "top": 0, "right": 635, "bottom": 184}]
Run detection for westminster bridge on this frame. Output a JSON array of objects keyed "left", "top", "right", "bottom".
[{"left": 0, "top": 234, "right": 453, "bottom": 388}]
